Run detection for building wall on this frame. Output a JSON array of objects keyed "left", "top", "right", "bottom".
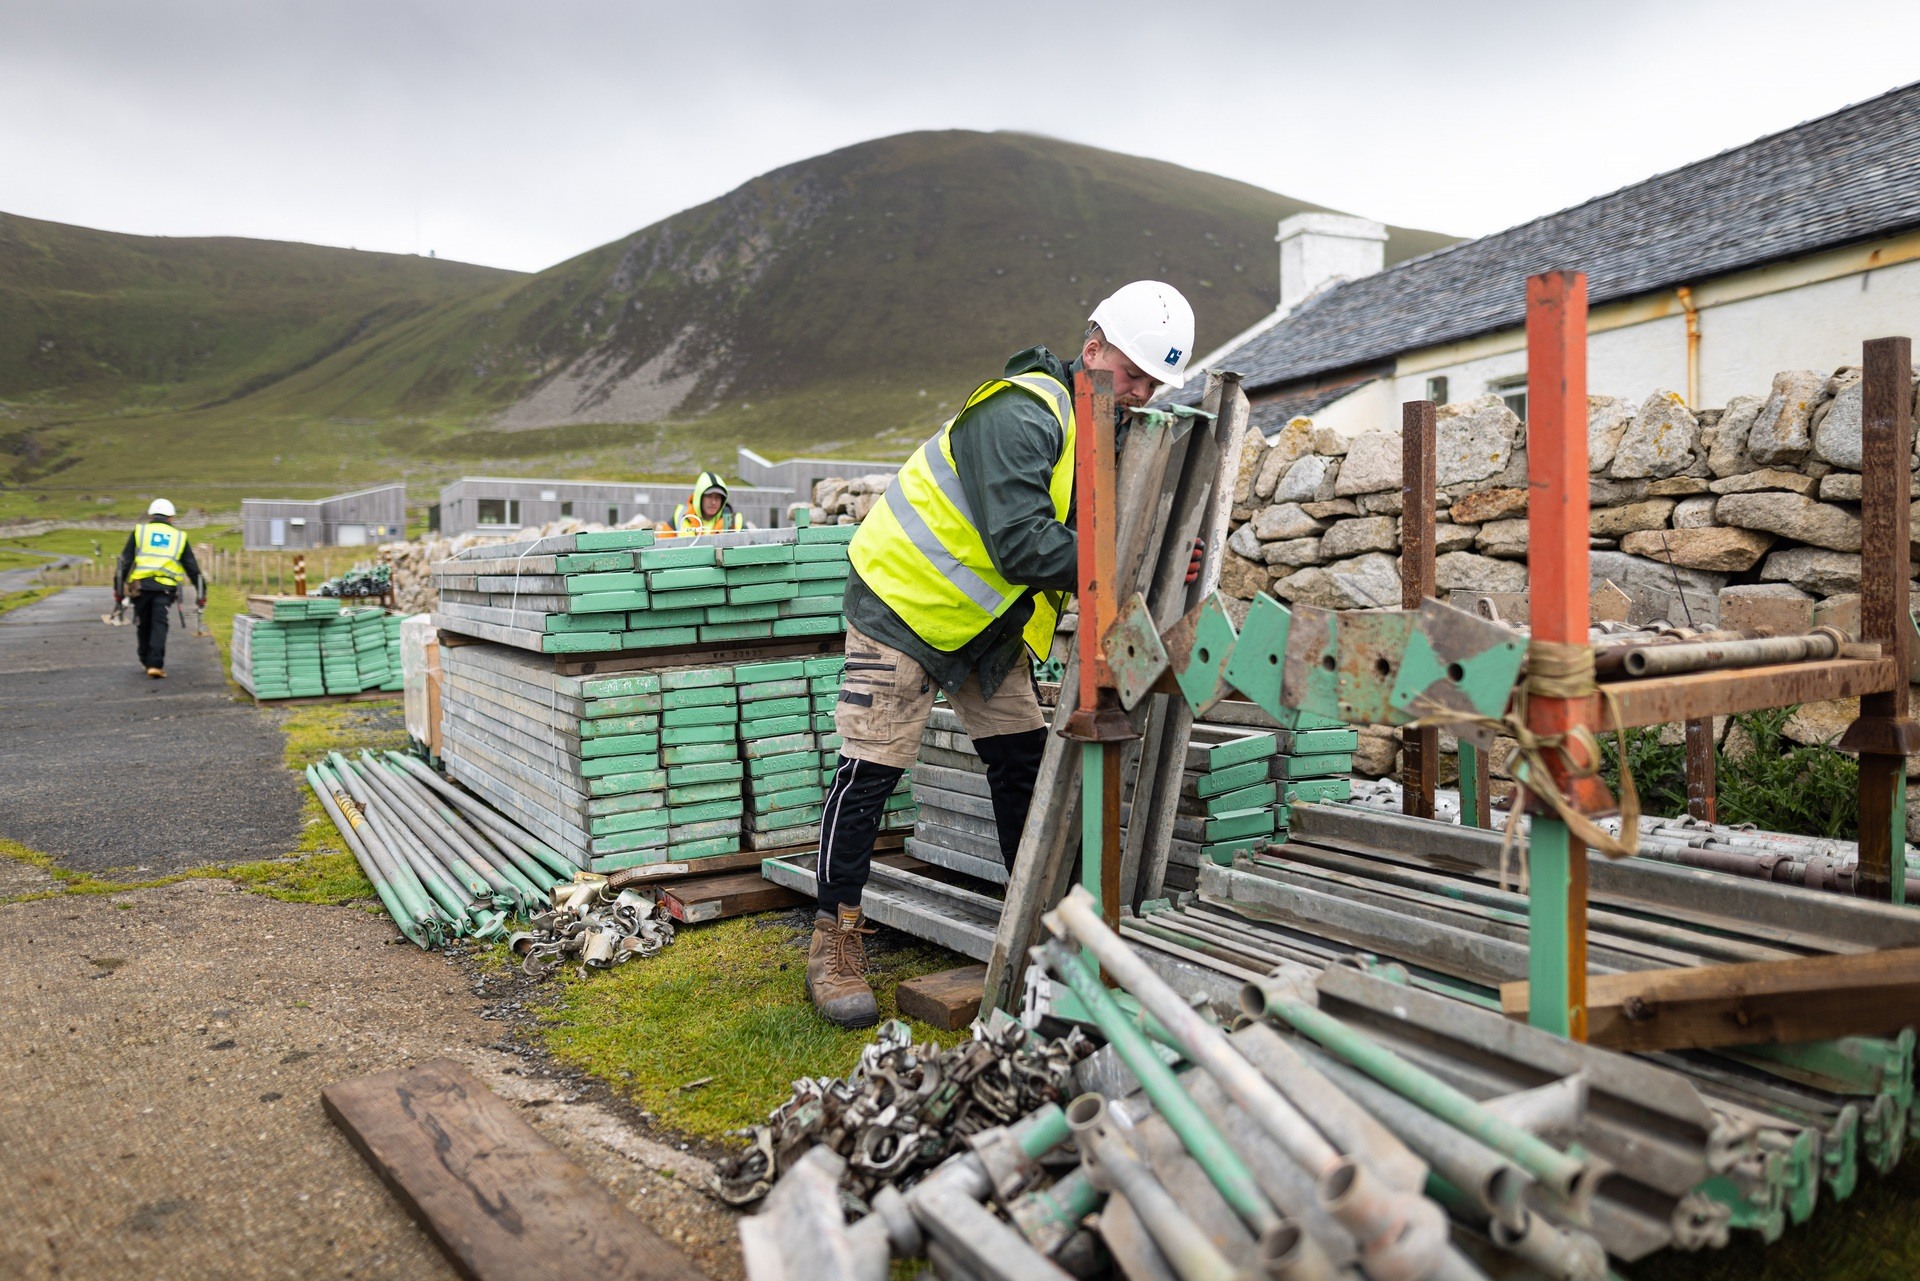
[
  {"left": 437, "top": 476, "right": 794, "bottom": 536},
  {"left": 735, "top": 448, "right": 900, "bottom": 506},
  {"left": 240, "top": 484, "right": 408, "bottom": 550}
]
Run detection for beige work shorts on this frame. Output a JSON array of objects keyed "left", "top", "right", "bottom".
[{"left": 835, "top": 623, "right": 1047, "bottom": 768}]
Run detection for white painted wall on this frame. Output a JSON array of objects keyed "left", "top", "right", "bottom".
[
  {"left": 1277, "top": 213, "right": 1388, "bottom": 314},
  {"left": 1377, "top": 255, "right": 1920, "bottom": 413},
  {"left": 1697, "top": 258, "right": 1920, "bottom": 403}
]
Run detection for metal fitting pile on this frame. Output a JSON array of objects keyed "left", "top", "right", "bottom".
[
  {"left": 715, "top": 1011, "right": 1092, "bottom": 1209},
  {"left": 507, "top": 878, "right": 674, "bottom": 978}
]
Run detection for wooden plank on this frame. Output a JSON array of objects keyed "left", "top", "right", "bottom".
[
  {"left": 1603, "top": 657, "right": 1901, "bottom": 728},
  {"left": 1499, "top": 947, "right": 1920, "bottom": 1052},
  {"left": 660, "top": 870, "right": 804, "bottom": 923},
  {"left": 321, "top": 1058, "right": 705, "bottom": 1281},
  {"left": 896, "top": 964, "right": 988, "bottom": 1031}
]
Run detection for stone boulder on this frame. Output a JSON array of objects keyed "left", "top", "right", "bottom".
[
  {"left": 1672, "top": 496, "right": 1717, "bottom": 528},
  {"left": 1311, "top": 427, "right": 1348, "bottom": 456},
  {"left": 1250, "top": 502, "right": 1327, "bottom": 542},
  {"left": 1449, "top": 487, "right": 1527, "bottom": 524},
  {"left": 1588, "top": 477, "right": 1649, "bottom": 506},
  {"left": 1360, "top": 492, "right": 1403, "bottom": 515},
  {"left": 1218, "top": 550, "right": 1271, "bottom": 600},
  {"left": 1588, "top": 499, "right": 1677, "bottom": 537},
  {"left": 1434, "top": 522, "right": 1479, "bottom": 553},
  {"left": 1705, "top": 394, "right": 1764, "bottom": 477},
  {"left": 1746, "top": 370, "right": 1826, "bottom": 465},
  {"left": 1333, "top": 432, "right": 1402, "bottom": 496},
  {"left": 1252, "top": 419, "right": 1316, "bottom": 500},
  {"left": 1273, "top": 454, "right": 1334, "bottom": 503},
  {"left": 1760, "top": 547, "right": 1862, "bottom": 595},
  {"left": 1588, "top": 550, "right": 1726, "bottom": 626},
  {"left": 1273, "top": 552, "right": 1402, "bottom": 610},
  {"left": 1718, "top": 583, "right": 1815, "bottom": 636},
  {"left": 1352, "top": 726, "right": 1398, "bottom": 778},
  {"left": 1709, "top": 468, "right": 1816, "bottom": 496},
  {"left": 1609, "top": 390, "right": 1698, "bottom": 478},
  {"left": 1784, "top": 698, "right": 1856, "bottom": 748},
  {"left": 1231, "top": 432, "right": 1269, "bottom": 506},
  {"left": 1473, "top": 519, "right": 1529, "bottom": 560},
  {"left": 1302, "top": 499, "right": 1361, "bottom": 519},
  {"left": 1319, "top": 515, "right": 1399, "bottom": 559},
  {"left": 1587, "top": 396, "right": 1633, "bottom": 473},
  {"left": 1435, "top": 395, "right": 1519, "bottom": 486},
  {"left": 1818, "top": 473, "right": 1863, "bottom": 501},
  {"left": 1715, "top": 492, "right": 1862, "bottom": 551},
  {"left": 1436, "top": 551, "right": 1528, "bottom": 594},
  {"left": 1811, "top": 368, "right": 1864, "bottom": 468},
  {"left": 1646, "top": 476, "right": 1710, "bottom": 496},
  {"left": 1619, "top": 527, "right": 1774, "bottom": 572},
  {"left": 1262, "top": 537, "right": 1325, "bottom": 567}
]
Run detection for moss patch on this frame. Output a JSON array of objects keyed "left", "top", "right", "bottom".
[
  {"left": 535, "top": 912, "right": 962, "bottom": 1140},
  {"left": 276, "top": 699, "right": 409, "bottom": 771}
]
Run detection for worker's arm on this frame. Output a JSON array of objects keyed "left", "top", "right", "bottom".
[
  {"left": 948, "top": 399, "right": 1078, "bottom": 593},
  {"left": 115, "top": 533, "right": 136, "bottom": 598},
  {"left": 180, "top": 541, "right": 205, "bottom": 600}
]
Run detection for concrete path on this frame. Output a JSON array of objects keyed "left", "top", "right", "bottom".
[
  {"left": 0, "top": 879, "right": 742, "bottom": 1281},
  {"left": 0, "top": 586, "right": 303, "bottom": 874}
]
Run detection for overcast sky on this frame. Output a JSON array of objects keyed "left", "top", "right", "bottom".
[{"left": 5, "top": 0, "right": 1917, "bottom": 275}]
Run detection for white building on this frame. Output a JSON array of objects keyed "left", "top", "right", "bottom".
[{"left": 1192, "top": 81, "right": 1920, "bottom": 438}]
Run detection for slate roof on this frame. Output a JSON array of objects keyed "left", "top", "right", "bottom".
[{"left": 1204, "top": 81, "right": 1920, "bottom": 399}]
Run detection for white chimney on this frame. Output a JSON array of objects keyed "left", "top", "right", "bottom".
[{"left": 1276, "top": 213, "right": 1388, "bottom": 314}]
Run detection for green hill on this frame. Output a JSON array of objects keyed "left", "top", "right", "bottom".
[{"left": 1, "top": 131, "right": 1454, "bottom": 522}]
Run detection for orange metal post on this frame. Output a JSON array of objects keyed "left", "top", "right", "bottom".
[{"left": 1524, "top": 271, "right": 1601, "bottom": 1041}]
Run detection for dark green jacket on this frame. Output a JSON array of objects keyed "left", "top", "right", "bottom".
[{"left": 844, "top": 346, "right": 1083, "bottom": 697}]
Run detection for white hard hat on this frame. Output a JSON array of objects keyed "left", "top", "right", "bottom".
[
  {"left": 1089, "top": 281, "right": 1196, "bottom": 389},
  {"left": 148, "top": 498, "right": 176, "bottom": 518}
]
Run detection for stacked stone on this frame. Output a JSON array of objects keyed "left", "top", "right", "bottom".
[
  {"left": 807, "top": 474, "right": 894, "bottom": 526},
  {"left": 1217, "top": 367, "right": 1920, "bottom": 784}
]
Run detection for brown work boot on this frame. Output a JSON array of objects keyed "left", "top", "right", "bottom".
[
  {"left": 146, "top": 667, "right": 165, "bottom": 679},
  {"left": 806, "top": 905, "right": 878, "bottom": 1028}
]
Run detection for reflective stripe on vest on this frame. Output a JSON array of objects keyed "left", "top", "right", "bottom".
[
  {"left": 128, "top": 522, "right": 188, "bottom": 588},
  {"left": 849, "top": 371, "right": 1074, "bottom": 660}
]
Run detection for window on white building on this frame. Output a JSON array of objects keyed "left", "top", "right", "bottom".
[
  {"left": 1490, "top": 375, "right": 1527, "bottom": 424},
  {"left": 560, "top": 501, "right": 574, "bottom": 517},
  {"left": 477, "top": 498, "right": 520, "bottom": 526},
  {"left": 607, "top": 505, "right": 620, "bottom": 525},
  {"left": 1424, "top": 376, "right": 1448, "bottom": 405}
]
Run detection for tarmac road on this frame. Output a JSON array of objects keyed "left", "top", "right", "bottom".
[{"left": 0, "top": 586, "right": 303, "bottom": 874}]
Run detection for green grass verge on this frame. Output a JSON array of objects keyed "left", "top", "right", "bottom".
[
  {"left": 1635, "top": 1150, "right": 1920, "bottom": 1280},
  {"left": 0, "top": 585, "right": 59, "bottom": 617},
  {"left": 535, "top": 912, "right": 962, "bottom": 1140}
]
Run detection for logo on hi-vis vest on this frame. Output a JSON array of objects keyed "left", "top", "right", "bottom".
[
  {"left": 1164, "top": 347, "right": 1182, "bottom": 366},
  {"left": 148, "top": 532, "right": 170, "bottom": 547}
]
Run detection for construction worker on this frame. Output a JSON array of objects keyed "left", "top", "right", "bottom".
[
  {"left": 115, "top": 498, "right": 205, "bottom": 679},
  {"left": 806, "top": 281, "right": 1196, "bottom": 1027},
  {"left": 671, "top": 471, "right": 747, "bottom": 533}
]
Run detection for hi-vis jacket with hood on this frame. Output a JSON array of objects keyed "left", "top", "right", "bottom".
[{"left": 672, "top": 472, "right": 746, "bottom": 533}]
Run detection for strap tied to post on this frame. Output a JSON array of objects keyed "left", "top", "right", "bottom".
[{"left": 1407, "top": 638, "right": 1639, "bottom": 890}]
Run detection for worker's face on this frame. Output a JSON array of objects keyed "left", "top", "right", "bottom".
[
  {"left": 702, "top": 491, "right": 724, "bottom": 518},
  {"left": 1080, "top": 338, "right": 1159, "bottom": 408}
]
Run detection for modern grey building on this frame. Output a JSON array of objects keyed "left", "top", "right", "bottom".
[
  {"left": 434, "top": 475, "right": 795, "bottom": 537},
  {"left": 734, "top": 447, "right": 902, "bottom": 506},
  {"left": 240, "top": 483, "right": 407, "bottom": 551}
]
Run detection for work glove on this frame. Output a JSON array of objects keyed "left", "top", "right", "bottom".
[
  {"left": 1185, "top": 536, "right": 1205, "bottom": 585},
  {"left": 197, "top": 596, "right": 207, "bottom": 610}
]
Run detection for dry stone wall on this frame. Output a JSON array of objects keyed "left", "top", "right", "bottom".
[{"left": 1219, "top": 368, "right": 1920, "bottom": 801}]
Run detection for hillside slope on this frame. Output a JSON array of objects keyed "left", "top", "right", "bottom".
[
  {"left": 0, "top": 212, "right": 519, "bottom": 409},
  {"left": 2, "top": 131, "right": 1454, "bottom": 510},
  {"left": 247, "top": 130, "right": 1453, "bottom": 435}
]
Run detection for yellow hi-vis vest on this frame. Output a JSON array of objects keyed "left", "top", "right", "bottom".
[
  {"left": 850, "top": 371, "right": 1074, "bottom": 661},
  {"left": 128, "top": 522, "right": 189, "bottom": 588}
]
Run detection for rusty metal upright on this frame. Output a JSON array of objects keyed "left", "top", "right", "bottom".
[
  {"left": 1401, "top": 400, "right": 1439, "bottom": 819},
  {"left": 1838, "top": 337, "right": 1918, "bottom": 904},
  {"left": 1061, "top": 368, "right": 1134, "bottom": 933},
  {"left": 1523, "top": 271, "right": 1602, "bottom": 1040}
]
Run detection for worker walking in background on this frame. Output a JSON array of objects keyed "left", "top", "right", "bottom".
[
  {"left": 805, "top": 281, "right": 1197, "bottom": 1027},
  {"left": 115, "top": 498, "right": 205, "bottom": 679},
  {"left": 671, "top": 471, "right": 747, "bottom": 533}
]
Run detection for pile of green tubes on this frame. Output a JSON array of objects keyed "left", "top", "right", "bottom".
[{"left": 307, "top": 749, "right": 577, "bottom": 948}]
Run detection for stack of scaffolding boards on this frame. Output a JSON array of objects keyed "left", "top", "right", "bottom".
[
  {"left": 1180, "top": 717, "right": 1357, "bottom": 864},
  {"left": 430, "top": 523, "right": 855, "bottom": 655},
  {"left": 231, "top": 598, "right": 404, "bottom": 700},
  {"left": 903, "top": 703, "right": 1010, "bottom": 885},
  {"left": 439, "top": 643, "right": 912, "bottom": 872}
]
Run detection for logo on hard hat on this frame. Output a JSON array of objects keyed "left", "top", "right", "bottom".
[{"left": 1164, "top": 348, "right": 1182, "bottom": 366}]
